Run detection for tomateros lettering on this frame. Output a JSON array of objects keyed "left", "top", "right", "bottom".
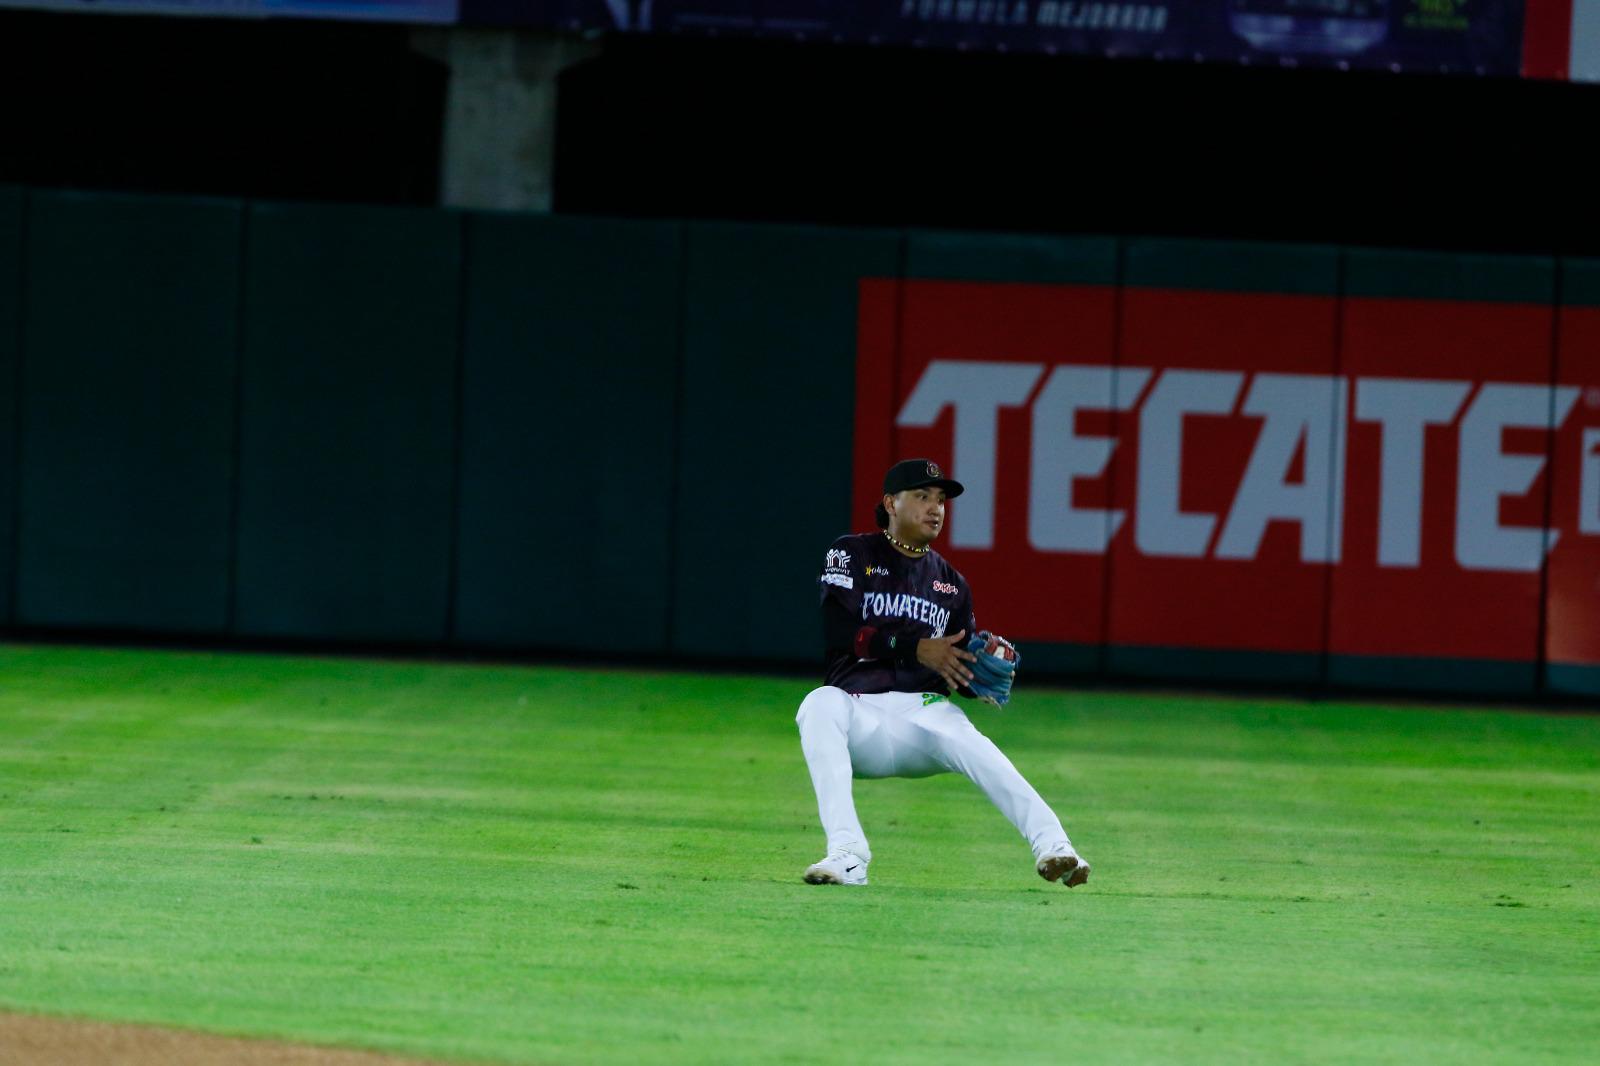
[{"left": 861, "top": 592, "right": 952, "bottom": 636}]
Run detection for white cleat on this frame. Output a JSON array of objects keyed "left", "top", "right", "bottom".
[
  {"left": 1036, "top": 848, "right": 1090, "bottom": 888},
  {"left": 803, "top": 849, "right": 869, "bottom": 886}
]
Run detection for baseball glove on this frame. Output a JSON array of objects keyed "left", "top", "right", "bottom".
[{"left": 964, "top": 631, "right": 1021, "bottom": 707}]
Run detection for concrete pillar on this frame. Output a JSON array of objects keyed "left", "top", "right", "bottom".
[{"left": 413, "top": 27, "right": 601, "bottom": 212}]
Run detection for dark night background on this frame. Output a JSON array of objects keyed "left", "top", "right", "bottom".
[{"left": 1, "top": 9, "right": 1595, "bottom": 255}]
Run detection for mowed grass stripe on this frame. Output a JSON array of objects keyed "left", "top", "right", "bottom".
[{"left": 1, "top": 644, "right": 1597, "bottom": 1064}]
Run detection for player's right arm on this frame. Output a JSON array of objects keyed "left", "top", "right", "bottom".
[
  {"left": 818, "top": 538, "right": 916, "bottom": 667},
  {"left": 916, "top": 630, "right": 976, "bottom": 693}
]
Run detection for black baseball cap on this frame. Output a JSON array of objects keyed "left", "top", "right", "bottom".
[
  {"left": 882, "top": 458, "right": 964, "bottom": 499},
  {"left": 876, "top": 459, "right": 963, "bottom": 529}
]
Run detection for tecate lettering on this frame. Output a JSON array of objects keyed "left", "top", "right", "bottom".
[{"left": 897, "top": 360, "right": 1584, "bottom": 573}]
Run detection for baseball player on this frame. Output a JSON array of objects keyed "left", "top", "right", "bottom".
[{"left": 796, "top": 458, "right": 1090, "bottom": 888}]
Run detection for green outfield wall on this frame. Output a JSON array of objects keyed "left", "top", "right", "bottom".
[{"left": 2, "top": 185, "right": 1597, "bottom": 701}]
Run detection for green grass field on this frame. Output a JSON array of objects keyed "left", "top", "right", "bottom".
[{"left": 1, "top": 644, "right": 1597, "bottom": 1064}]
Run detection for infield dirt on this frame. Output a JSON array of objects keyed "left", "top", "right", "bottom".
[{"left": 0, "top": 1011, "right": 465, "bottom": 1066}]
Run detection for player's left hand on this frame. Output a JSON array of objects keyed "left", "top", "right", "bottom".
[{"left": 965, "top": 631, "right": 1021, "bottom": 707}]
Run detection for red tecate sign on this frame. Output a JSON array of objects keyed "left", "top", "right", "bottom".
[{"left": 853, "top": 279, "right": 1599, "bottom": 668}]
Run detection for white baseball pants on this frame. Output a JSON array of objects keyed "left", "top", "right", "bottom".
[{"left": 795, "top": 685, "right": 1074, "bottom": 864}]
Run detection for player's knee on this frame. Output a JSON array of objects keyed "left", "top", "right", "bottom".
[{"left": 796, "top": 685, "right": 851, "bottom": 728}]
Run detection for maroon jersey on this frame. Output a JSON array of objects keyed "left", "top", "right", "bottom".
[{"left": 818, "top": 531, "right": 977, "bottom": 694}]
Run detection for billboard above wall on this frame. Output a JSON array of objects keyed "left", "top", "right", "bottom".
[
  {"left": 8, "top": 0, "right": 1588, "bottom": 82},
  {"left": 1524, "top": 0, "right": 1600, "bottom": 79},
  {"left": 463, "top": 0, "right": 1528, "bottom": 76},
  {"left": 0, "top": 0, "right": 458, "bottom": 21}
]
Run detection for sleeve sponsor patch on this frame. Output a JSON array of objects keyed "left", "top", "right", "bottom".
[{"left": 821, "top": 572, "right": 854, "bottom": 589}]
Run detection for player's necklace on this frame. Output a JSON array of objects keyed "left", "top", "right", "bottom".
[{"left": 883, "top": 529, "right": 929, "bottom": 556}]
